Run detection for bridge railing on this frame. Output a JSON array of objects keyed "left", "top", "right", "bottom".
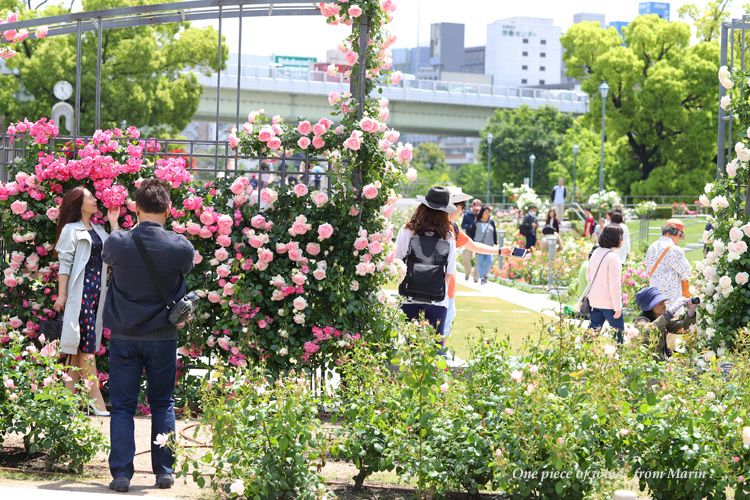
[{"left": 198, "top": 65, "right": 590, "bottom": 109}]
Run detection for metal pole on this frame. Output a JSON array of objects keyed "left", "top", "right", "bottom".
[
  {"left": 95, "top": 17, "right": 102, "bottom": 130},
  {"left": 529, "top": 155, "right": 535, "bottom": 189},
  {"left": 350, "top": 13, "right": 369, "bottom": 191},
  {"left": 486, "top": 134, "right": 492, "bottom": 202},
  {"left": 718, "top": 23, "right": 729, "bottom": 177},
  {"left": 214, "top": 5, "right": 223, "bottom": 174},
  {"left": 74, "top": 19, "right": 82, "bottom": 138},
  {"left": 572, "top": 148, "right": 578, "bottom": 201},
  {"left": 235, "top": 3, "right": 243, "bottom": 132},
  {"left": 599, "top": 97, "right": 606, "bottom": 191}
]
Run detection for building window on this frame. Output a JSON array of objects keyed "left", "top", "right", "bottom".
[
  {"left": 540, "top": 52, "right": 546, "bottom": 58},
  {"left": 540, "top": 66, "right": 546, "bottom": 71},
  {"left": 541, "top": 39, "right": 547, "bottom": 45},
  {"left": 522, "top": 51, "right": 528, "bottom": 56},
  {"left": 521, "top": 78, "right": 528, "bottom": 84},
  {"left": 539, "top": 79, "right": 545, "bottom": 85},
  {"left": 522, "top": 38, "right": 528, "bottom": 44},
  {"left": 521, "top": 65, "right": 528, "bottom": 70}
]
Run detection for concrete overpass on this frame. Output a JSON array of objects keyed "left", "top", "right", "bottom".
[{"left": 194, "top": 67, "right": 589, "bottom": 136}]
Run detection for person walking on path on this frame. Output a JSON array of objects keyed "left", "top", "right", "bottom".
[
  {"left": 54, "top": 186, "right": 120, "bottom": 416},
  {"left": 395, "top": 186, "right": 457, "bottom": 338},
  {"left": 551, "top": 177, "right": 566, "bottom": 220},
  {"left": 609, "top": 210, "right": 630, "bottom": 264},
  {"left": 103, "top": 180, "right": 195, "bottom": 493},
  {"left": 444, "top": 188, "right": 511, "bottom": 339},
  {"left": 583, "top": 208, "right": 597, "bottom": 238},
  {"left": 461, "top": 199, "right": 482, "bottom": 282},
  {"left": 520, "top": 205, "right": 539, "bottom": 249},
  {"left": 467, "top": 207, "right": 498, "bottom": 285},
  {"left": 586, "top": 225, "right": 625, "bottom": 342},
  {"left": 643, "top": 219, "right": 691, "bottom": 307}
]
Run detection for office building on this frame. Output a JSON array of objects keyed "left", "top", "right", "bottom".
[
  {"left": 609, "top": 21, "right": 630, "bottom": 39},
  {"left": 573, "top": 13, "right": 605, "bottom": 27},
  {"left": 430, "top": 22, "right": 465, "bottom": 72},
  {"left": 392, "top": 46, "right": 430, "bottom": 75},
  {"left": 639, "top": 2, "right": 670, "bottom": 21},
  {"left": 485, "top": 17, "right": 562, "bottom": 87},
  {"left": 462, "top": 46, "right": 486, "bottom": 74}
]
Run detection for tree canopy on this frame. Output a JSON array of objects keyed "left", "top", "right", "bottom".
[
  {"left": 561, "top": 15, "right": 719, "bottom": 196},
  {"left": 1, "top": 0, "right": 226, "bottom": 135}
]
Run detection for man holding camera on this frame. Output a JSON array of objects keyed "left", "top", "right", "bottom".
[
  {"left": 103, "top": 179, "right": 195, "bottom": 493},
  {"left": 643, "top": 219, "right": 691, "bottom": 307},
  {"left": 635, "top": 287, "right": 698, "bottom": 359}
]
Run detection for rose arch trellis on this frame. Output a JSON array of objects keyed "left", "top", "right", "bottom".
[{"left": 0, "top": 0, "right": 370, "bottom": 185}]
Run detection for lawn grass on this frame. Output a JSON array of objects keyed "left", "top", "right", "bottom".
[{"left": 384, "top": 282, "right": 546, "bottom": 360}]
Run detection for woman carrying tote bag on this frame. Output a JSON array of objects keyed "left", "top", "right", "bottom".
[
  {"left": 54, "top": 186, "right": 119, "bottom": 416},
  {"left": 585, "top": 225, "right": 625, "bottom": 342}
]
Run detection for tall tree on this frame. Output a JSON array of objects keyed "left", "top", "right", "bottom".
[
  {"left": 479, "top": 105, "right": 573, "bottom": 194},
  {"left": 1, "top": 0, "right": 226, "bottom": 135},
  {"left": 678, "top": 0, "right": 731, "bottom": 42},
  {"left": 561, "top": 17, "right": 719, "bottom": 196}
]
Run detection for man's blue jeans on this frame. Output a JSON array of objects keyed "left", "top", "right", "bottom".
[{"left": 108, "top": 338, "right": 177, "bottom": 480}]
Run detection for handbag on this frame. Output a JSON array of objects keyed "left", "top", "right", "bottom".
[
  {"left": 38, "top": 318, "right": 63, "bottom": 341},
  {"left": 133, "top": 231, "right": 200, "bottom": 328},
  {"left": 579, "top": 250, "right": 611, "bottom": 317}
]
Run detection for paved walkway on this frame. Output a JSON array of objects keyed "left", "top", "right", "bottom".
[{"left": 457, "top": 275, "right": 564, "bottom": 318}]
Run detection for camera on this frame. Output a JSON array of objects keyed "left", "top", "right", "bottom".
[{"left": 690, "top": 297, "right": 701, "bottom": 305}]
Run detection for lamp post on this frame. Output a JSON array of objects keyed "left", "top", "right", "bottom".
[
  {"left": 598, "top": 82, "right": 609, "bottom": 192},
  {"left": 572, "top": 143, "right": 579, "bottom": 202},
  {"left": 486, "top": 133, "right": 493, "bottom": 203},
  {"left": 529, "top": 154, "right": 536, "bottom": 189}
]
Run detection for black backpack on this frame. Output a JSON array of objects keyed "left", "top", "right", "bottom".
[{"left": 398, "top": 233, "right": 450, "bottom": 303}]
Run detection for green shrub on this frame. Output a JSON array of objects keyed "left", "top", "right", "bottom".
[
  {"left": 176, "top": 364, "right": 329, "bottom": 499},
  {"left": 0, "top": 335, "right": 107, "bottom": 472}
]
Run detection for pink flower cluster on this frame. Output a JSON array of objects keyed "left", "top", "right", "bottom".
[
  {"left": 7, "top": 118, "right": 58, "bottom": 145},
  {"left": 301, "top": 325, "right": 361, "bottom": 362},
  {"left": 155, "top": 157, "right": 191, "bottom": 188}
]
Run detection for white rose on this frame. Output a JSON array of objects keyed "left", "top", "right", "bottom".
[
  {"left": 743, "top": 427, "right": 750, "bottom": 446},
  {"left": 705, "top": 183, "right": 714, "bottom": 195},
  {"left": 229, "top": 479, "right": 245, "bottom": 496},
  {"left": 743, "top": 223, "right": 750, "bottom": 238},
  {"left": 721, "top": 95, "right": 731, "bottom": 110},
  {"left": 698, "top": 194, "right": 710, "bottom": 207},
  {"left": 719, "top": 275, "right": 732, "bottom": 289},
  {"left": 736, "top": 272, "right": 749, "bottom": 285},
  {"left": 714, "top": 239, "right": 726, "bottom": 256},
  {"left": 719, "top": 65, "right": 734, "bottom": 89},
  {"left": 726, "top": 159, "right": 739, "bottom": 178}
]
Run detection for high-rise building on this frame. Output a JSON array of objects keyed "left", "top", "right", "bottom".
[
  {"left": 392, "top": 46, "right": 430, "bottom": 75},
  {"left": 639, "top": 2, "right": 670, "bottom": 20},
  {"left": 573, "top": 13, "right": 605, "bottom": 27},
  {"left": 609, "top": 21, "right": 630, "bottom": 39},
  {"left": 485, "top": 17, "right": 562, "bottom": 87},
  {"left": 462, "top": 46, "right": 486, "bottom": 74},
  {"left": 430, "top": 22, "right": 466, "bottom": 72}
]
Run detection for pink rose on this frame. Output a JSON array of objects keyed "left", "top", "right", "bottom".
[
  {"left": 317, "top": 223, "right": 334, "bottom": 240},
  {"left": 267, "top": 137, "right": 282, "bottom": 150},
  {"left": 348, "top": 5, "right": 363, "bottom": 17},
  {"left": 208, "top": 291, "right": 221, "bottom": 303},
  {"left": 228, "top": 133, "right": 240, "bottom": 149},
  {"left": 312, "top": 135, "right": 326, "bottom": 149},
  {"left": 258, "top": 248, "right": 274, "bottom": 263},
  {"left": 396, "top": 143, "right": 413, "bottom": 163},
  {"left": 193, "top": 252, "right": 203, "bottom": 265},
  {"left": 297, "top": 136, "right": 311, "bottom": 149},
  {"left": 215, "top": 248, "right": 229, "bottom": 261},
  {"left": 36, "top": 26, "right": 48, "bottom": 39},
  {"left": 306, "top": 243, "right": 321, "bottom": 256},
  {"left": 343, "top": 131, "right": 363, "bottom": 151},
  {"left": 258, "top": 126, "right": 275, "bottom": 142},
  {"left": 10, "top": 200, "right": 27, "bottom": 215},
  {"left": 313, "top": 269, "right": 326, "bottom": 280},
  {"left": 359, "top": 117, "right": 379, "bottom": 133},
  {"left": 312, "top": 191, "right": 328, "bottom": 207},
  {"left": 293, "top": 183, "right": 309, "bottom": 197},
  {"left": 297, "top": 120, "right": 312, "bottom": 135},
  {"left": 362, "top": 183, "right": 378, "bottom": 199},
  {"left": 45, "top": 207, "right": 59, "bottom": 221},
  {"left": 200, "top": 211, "right": 215, "bottom": 226},
  {"left": 216, "top": 235, "right": 232, "bottom": 247},
  {"left": 354, "top": 236, "right": 368, "bottom": 251},
  {"left": 345, "top": 50, "right": 359, "bottom": 66}
]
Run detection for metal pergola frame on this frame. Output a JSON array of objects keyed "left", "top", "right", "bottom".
[
  {"left": 717, "top": 17, "right": 750, "bottom": 216},
  {"left": 0, "top": 0, "right": 369, "bottom": 185}
]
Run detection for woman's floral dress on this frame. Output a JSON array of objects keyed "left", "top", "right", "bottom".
[{"left": 78, "top": 229, "right": 103, "bottom": 354}]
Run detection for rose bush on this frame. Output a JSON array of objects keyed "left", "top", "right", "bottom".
[
  {"left": 695, "top": 65, "right": 750, "bottom": 348},
  {"left": 0, "top": 0, "right": 412, "bottom": 413}
]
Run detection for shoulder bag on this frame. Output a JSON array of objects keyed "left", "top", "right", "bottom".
[
  {"left": 579, "top": 250, "right": 612, "bottom": 317},
  {"left": 133, "top": 231, "right": 200, "bottom": 328}
]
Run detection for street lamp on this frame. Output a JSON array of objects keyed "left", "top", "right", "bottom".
[
  {"left": 598, "top": 82, "right": 609, "bottom": 192},
  {"left": 529, "top": 154, "right": 536, "bottom": 189},
  {"left": 486, "top": 133, "right": 493, "bottom": 203},
  {"left": 572, "top": 143, "right": 579, "bottom": 202}
]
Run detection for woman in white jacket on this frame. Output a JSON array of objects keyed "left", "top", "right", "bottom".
[{"left": 54, "top": 186, "right": 119, "bottom": 416}]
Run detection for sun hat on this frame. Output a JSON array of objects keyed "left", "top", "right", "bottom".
[
  {"left": 416, "top": 186, "right": 457, "bottom": 214},
  {"left": 635, "top": 286, "right": 668, "bottom": 312},
  {"left": 664, "top": 218, "right": 685, "bottom": 231},
  {"left": 471, "top": 198, "right": 482, "bottom": 206},
  {"left": 447, "top": 186, "right": 472, "bottom": 204}
]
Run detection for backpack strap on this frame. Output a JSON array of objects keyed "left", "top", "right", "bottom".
[{"left": 649, "top": 245, "right": 672, "bottom": 278}]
